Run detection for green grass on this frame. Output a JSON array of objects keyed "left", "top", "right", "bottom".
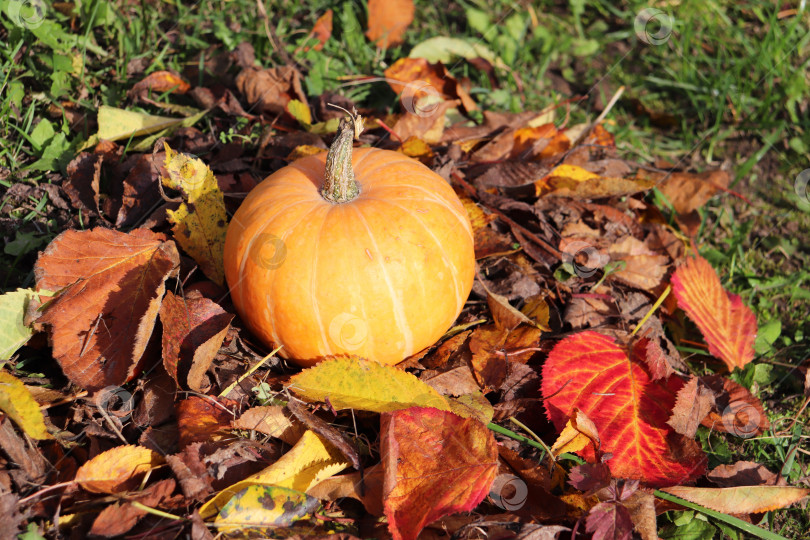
[{"left": 2, "top": 0, "right": 809, "bottom": 536}]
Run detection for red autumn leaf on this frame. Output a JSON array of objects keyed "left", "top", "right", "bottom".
[
  {"left": 671, "top": 255, "right": 757, "bottom": 371},
  {"left": 366, "top": 0, "right": 414, "bottom": 49},
  {"left": 128, "top": 70, "right": 190, "bottom": 100},
  {"left": 159, "top": 289, "right": 233, "bottom": 392},
  {"left": 34, "top": 228, "right": 179, "bottom": 391},
  {"left": 541, "top": 331, "right": 706, "bottom": 487},
  {"left": 381, "top": 407, "right": 498, "bottom": 540}
]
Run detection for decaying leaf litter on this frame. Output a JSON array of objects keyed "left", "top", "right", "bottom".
[{"left": 0, "top": 2, "right": 807, "bottom": 539}]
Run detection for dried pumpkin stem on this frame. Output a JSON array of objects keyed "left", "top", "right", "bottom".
[{"left": 322, "top": 107, "right": 364, "bottom": 203}]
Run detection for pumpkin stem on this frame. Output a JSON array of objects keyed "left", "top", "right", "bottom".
[{"left": 322, "top": 106, "right": 364, "bottom": 204}]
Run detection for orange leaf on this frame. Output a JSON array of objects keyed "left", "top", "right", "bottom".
[
  {"left": 660, "top": 485, "right": 810, "bottom": 514},
  {"left": 296, "top": 10, "right": 333, "bottom": 53},
  {"left": 177, "top": 395, "right": 237, "bottom": 449},
  {"left": 381, "top": 407, "right": 498, "bottom": 540},
  {"left": 75, "top": 445, "right": 164, "bottom": 494},
  {"left": 541, "top": 331, "right": 706, "bottom": 487},
  {"left": 671, "top": 255, "right": 757, "bottom": 371},
  {"left": 366, "top": 0, "right": 414, "bottom": 48},
  {"left": 128, "top": 70, "right": 190, "bottom": 100},
  {"left": 34, "top": 228, "right": 179, "bottom": 391}
]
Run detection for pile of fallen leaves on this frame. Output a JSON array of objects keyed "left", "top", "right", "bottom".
[{"left": 1, "top": 4, "right": 808, "bottom": 540}]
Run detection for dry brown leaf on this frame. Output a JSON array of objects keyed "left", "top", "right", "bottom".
[
  {"left": 235, "top": 65, "right": 307, "bottom": 117},
  {"left": 177, "top": 395, "right": 238, "bottom": 449},
  {"left": 667, "top": 376, "right": 715, "bottom": 438},
  {"left": 608, "top": 236, "right": 668, "bottom": 291},
  {"left": 233, "top": 406, "right": 306, "bottom": 445},
  {"left": 658, "top": 170, "right": 731, "bottom": 215},
  {"left": 366, "top": 0, "right": 414, "bottom": 48},
  {"left": 158, "top": 289, "right": 233, "bottom": 392},
  {"left": 700, "top": 375, "right": 769, "bottom": 437},
  {"left": 34, "top": 228, "right": 179, "bottom": 391},
  {"left": 385, "top": 57, "right": 476, "bottom": 114},
  {"left": 707, "top": 461, "right": 782, "bottom": 487},
  {"left": 661, "top": 485, "right": 809, "bottom": 514}
]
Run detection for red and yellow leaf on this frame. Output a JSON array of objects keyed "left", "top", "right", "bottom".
[
  {"left": 541, "top": 331, "right": 706, "bottom": 487},
  {"left": 381, "top": 407, "right": 498, "bottom": 540},
  {"left": 671, "top": 255, "right": 757, "bottom": 371}
]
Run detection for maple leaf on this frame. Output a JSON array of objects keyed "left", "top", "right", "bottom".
[
  {"left": 586, "top": 501, "right": 634, "bottom": 540},
  {"left": 381, "top": 407, "right": 498, "bottom": 540},
  {"left": 541, "top": 331, "right": 706, "bottom": 487},
  {"left": 671, "top": 255, "right": 757, "bottom": 371},
  {"left": 34, "top": 228, "right": 179, "bottom": 391}
]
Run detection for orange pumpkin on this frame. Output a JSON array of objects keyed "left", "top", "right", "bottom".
[{"left": 224, "top": 111, "right": 475, "bottom": 367}]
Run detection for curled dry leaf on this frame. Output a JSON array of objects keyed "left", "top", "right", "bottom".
[
  {"left": 34, "top": 228, "right": 179, "bottom": 391},
  {"left": 366, "top": 0, "right": 414, "bottom": 48},
  {"left": 550, "top": 408, "right": 600, "bottom": 457},
  {"left": 127, "top": 70, "right": 190, "bottom": 102},
  {"left": 384, "top": 57, "right": 476, "bottom": 114},
  {"left": 700, "top": 374, "right": 769, "bottom": 437},
  {"left": 159, "top": 289, "right": 233, "bottom": 392},
  {"left": 672, "top": 254, "right": 757, "bottom": 371},
  {"left": 75, "top": 445, "right": 164, "bottom": 494},
  {"left": 235, "top": 65, "right": 307, "bottom": 117},
  {"left": 707, "top": 461, "right": 781, "bottom": 487},
  {"left": 667, "top": 376, "right": 715, "bottom": 439}
]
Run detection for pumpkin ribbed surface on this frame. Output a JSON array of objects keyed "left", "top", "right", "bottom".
[{"left": 224, "top": 147, "right": 475, "bottom": 366}]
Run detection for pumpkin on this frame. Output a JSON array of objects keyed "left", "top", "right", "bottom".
[{"left": 224, "top": 109, "right": 475, "bottom": 367}]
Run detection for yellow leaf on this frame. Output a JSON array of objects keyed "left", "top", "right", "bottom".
[
  {"left": 0, "top": 371, "right": 52, "bottom": 440},
  {"left": 75, "top": 445, "right": 164, "bottom": 494},
  {"left": 288, "top": 356, "right": 450, "bottom": 413},
  {"left": 550, "top": 408, "right": 600, "bottom": 457},
  {"left": 287, "top": 99, "right": 312, "bottom": 126},
  {"left": 97, "top": 105, "right": 184, "bottom": 142},
  {"left": 287, "top": 145, "right": 326, "bottom": 161},
  {"left": 162, "top": 144, "right": 228, "bottom": 285},
  {"left": 199, "top": 430, "right": 348, "bottom": 519},
  {"left": 214, "top": 485, "right": 320, "bottom": 532},
  {"left": 0, "top": 288, "right": 49, "bottom": 360}
]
